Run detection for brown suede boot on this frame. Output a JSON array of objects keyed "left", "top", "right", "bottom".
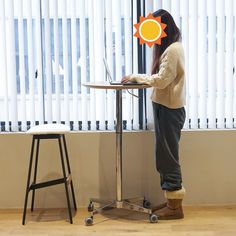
[
  {"left": 154, "top": 199, "right": 184, "bottom": 220},
  {"left": 151, "top": 202, "right": 167, "bottom": 212},
  {"left": 154, "top": 188, "right": 185, "bottom": 220}
]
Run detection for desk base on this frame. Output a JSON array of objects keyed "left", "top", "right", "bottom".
[{"left": 85, "top": 197, "right": 158, "bottom": 225}]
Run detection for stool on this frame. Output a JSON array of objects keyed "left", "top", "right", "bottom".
[{"left": 22, "top": 124, "right": 77, "bottom": 225}]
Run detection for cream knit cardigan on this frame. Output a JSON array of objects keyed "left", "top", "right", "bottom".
[{"left": 129, "top": 42, "right": 185, "bottom": 109}]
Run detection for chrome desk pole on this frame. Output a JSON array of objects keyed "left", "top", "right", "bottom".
[{"left": 116, "top": 90, "right": 122, "bottom": 203}]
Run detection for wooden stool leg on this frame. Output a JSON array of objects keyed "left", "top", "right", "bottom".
[
  {"left": 58, "top": 136, "right": 73, "bottom": 224},
  {"left": 22, "top": 137, "right": 36, "bottom": 225},
  {"left": 31, "top": 139, "right": 40, "bottom": 212},
  {"left": 62, "top": 135, "right": 77, "bottom": 210}
]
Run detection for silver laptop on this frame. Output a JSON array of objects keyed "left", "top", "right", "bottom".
[{"left": 103, "top": 57, "right": 144, "bottom": 85}]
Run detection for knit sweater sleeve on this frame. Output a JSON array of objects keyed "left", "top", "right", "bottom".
[{"left": 129, "top": 47, "right": 178, "bottom": 89}]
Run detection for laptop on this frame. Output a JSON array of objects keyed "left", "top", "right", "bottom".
[{"left": 103, "top": 57, "right": 145, "bottom": 85}]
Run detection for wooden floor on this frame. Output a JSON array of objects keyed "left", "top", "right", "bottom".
[{"left": 1, "top": 206, "right": 236, "bottom": 236}]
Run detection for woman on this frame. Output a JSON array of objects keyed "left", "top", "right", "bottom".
[{"left": 122, "top": 9, "right": 186, "bottom": 220}]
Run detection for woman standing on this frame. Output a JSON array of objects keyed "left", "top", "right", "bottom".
[{"left": 122, "top": 9, "right": 186, "bottom": 220}]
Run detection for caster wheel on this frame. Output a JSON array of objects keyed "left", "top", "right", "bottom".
[
  {"left": 143, "top": 200, "right": 151, "bottom": 209},
  {"left": 88, "top": 203, "right": 94, "bottom": 212},
  {"left": 149, "top": 214, "right": 158, "bottom": 223},
  {"left": 85, "top": 217, "right": 93, "bottom": 226}
]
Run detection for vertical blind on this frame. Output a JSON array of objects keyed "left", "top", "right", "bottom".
[
  {"left": 146, "top": 0, "right": 236, "bottom": 129},
  {"left": 0, "top": 0, "right": 236, "bottom": 131},
  {"left": 0, "top": 0, "right": 140, "bottom": 131}
]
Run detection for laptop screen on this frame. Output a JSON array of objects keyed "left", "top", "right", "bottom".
[{"left": 103, "top": 57, "right": 113, "bottom": 83}]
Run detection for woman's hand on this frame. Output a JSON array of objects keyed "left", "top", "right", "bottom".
[{"left": 121, "top": 75, "right": 131, "bottom": 83}]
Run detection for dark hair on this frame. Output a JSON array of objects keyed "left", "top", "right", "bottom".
[{"left": 151, "top": 9, "right": 181, "bottom": 75}]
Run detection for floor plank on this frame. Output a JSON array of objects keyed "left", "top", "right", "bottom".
[{"left": 0, "top": 206, "right": 236, "bottom": 236}]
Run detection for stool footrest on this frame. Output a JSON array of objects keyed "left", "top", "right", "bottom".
[{"left": 30, "top": 177, "right": 66, "bottom": 190}]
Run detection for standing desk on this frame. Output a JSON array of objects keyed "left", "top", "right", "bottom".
[{"left": 83, "top": 82, "right": 157, "bottom": 225}]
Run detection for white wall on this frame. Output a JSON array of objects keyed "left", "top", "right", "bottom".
[{"left": 0, "top": 130, "right": 236, "bottom": 209}]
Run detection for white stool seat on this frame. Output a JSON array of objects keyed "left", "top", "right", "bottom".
[{"left": 27, "top": 124, "right": 70, "bottom": 135}]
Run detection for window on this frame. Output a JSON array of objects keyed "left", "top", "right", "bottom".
[
  {"left": 0, "top": 0, "right": 235, "bottom": 132},
  {"left": 145, "top": 0, "right": 236, "bottom": 129},
  {"left": 0, "top": 0, "right": 141, "bottom": 131}
]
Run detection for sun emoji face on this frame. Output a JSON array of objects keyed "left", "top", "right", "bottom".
[{"left": 134, "top": 13, "right": 167, "bottom": 47}]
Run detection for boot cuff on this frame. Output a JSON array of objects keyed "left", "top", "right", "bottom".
[{"left": 165, "top": 187, "right": 186, "bottom": 199}]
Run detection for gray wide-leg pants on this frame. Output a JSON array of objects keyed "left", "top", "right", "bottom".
[{"left": 152, "top": 102, "right": 186, "bottom": 191}]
